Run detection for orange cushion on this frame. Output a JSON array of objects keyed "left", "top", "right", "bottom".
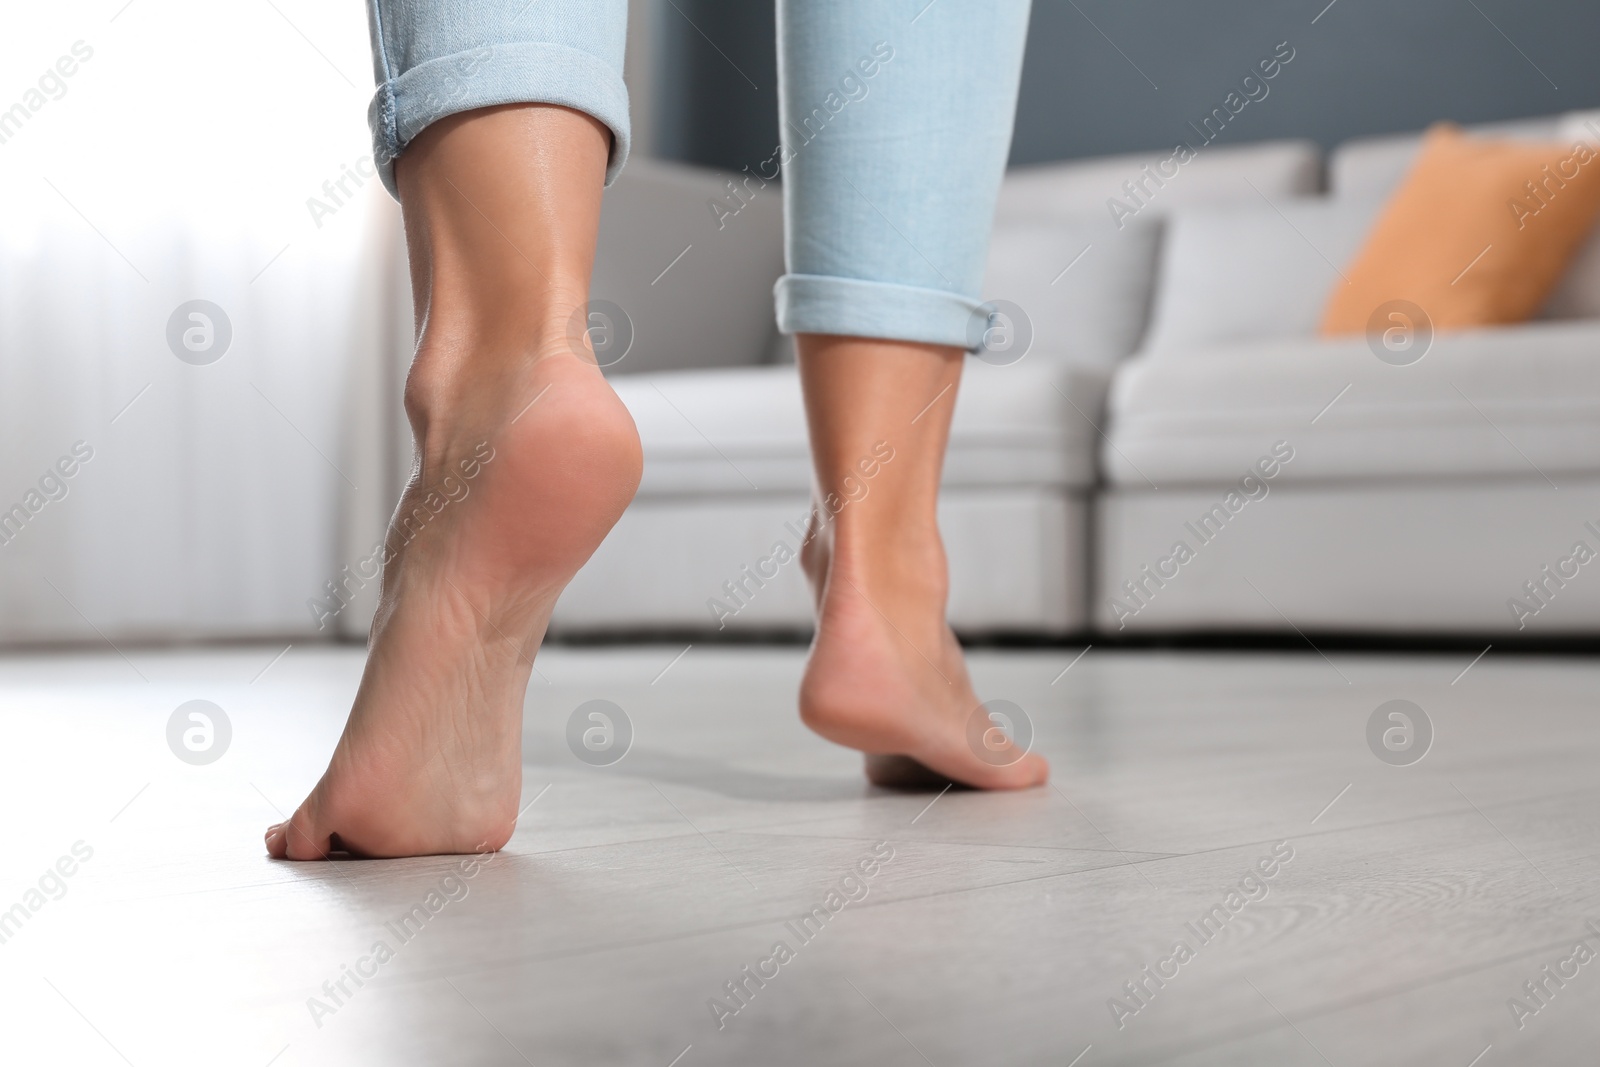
[{"left": 1321, "top": 123, "right": 1600, "bottom": 336}]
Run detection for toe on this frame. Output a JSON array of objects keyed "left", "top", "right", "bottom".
[
  {"left": 1011, "top": 750, "right": 1051, "bottom": 788},
  {"left": 973, "top": 746, "right": 1049, "bottom": 790},
  {"left": 281, "top": 808, "right": 334, "bottom": 861},
  {"left": 264, "top": 822, "right": 287, "bottom": 859},
  {"left": 944, "top": 739, "right": 1050, "bottom": 791}
]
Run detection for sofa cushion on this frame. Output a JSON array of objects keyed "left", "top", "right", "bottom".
[
  {"left": 554, "top": 487, "right": 1087, "bottom": 634},
  {"left": 1328, "top": 114, "right": 1600, "bottom": 326},
  {"left": 1544, "top": 111, "right": 1600, "bottom": 321},
  {"left": 1140, "top": 196, "right": 1383, "bottom": 354},
  {"left": 1322, "top": 123, "right": 1600, "bottom": 336},
  {"left": 981, "top": 216, "right": 1162, "bottom": 367},
  {"left": 997, "top": 139, "right": 1322, "bottom": 227},
  {"left": 615, "top": 359, "right": 1110, "bottom": 496},
  {"left": 1104, "top": 319, "right": 1600, "bottom": 486},
  {"left": 1328, "top": 116, "right": 1562, "bottom": 199}
]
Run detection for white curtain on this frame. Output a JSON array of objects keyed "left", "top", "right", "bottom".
[{"left": 0, "top": 0, "right": 405, "bottom": 644}]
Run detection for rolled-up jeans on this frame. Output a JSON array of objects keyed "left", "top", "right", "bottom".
[{"left": 364, "top": 0, "right": 1032, "bottom": 350}]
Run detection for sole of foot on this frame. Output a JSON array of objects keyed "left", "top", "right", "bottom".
[{"left": 266, "top": 352, "right": 641, "bottom": 859}]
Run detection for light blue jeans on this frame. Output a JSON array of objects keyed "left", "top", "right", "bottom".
[{"left": 365, "top": 0, "right": 1031, "bottom": 349}]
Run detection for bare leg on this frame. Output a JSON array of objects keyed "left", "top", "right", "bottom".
[
  {"left": 266, "top": 104, "right": 642, "bottom": 859},
  {"left": 795, "top": 334, "right": 1048, "bottom": 790}
]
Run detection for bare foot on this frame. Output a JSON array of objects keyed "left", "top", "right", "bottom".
[
  {"left": 266, "top": 353, "right": 641, "bottom": 859},
  {"left": 798, "top": 526, "right": 1050, "bottom": 791},
  {"left": 265, "top": 103, "right": 638, "bottom": 859},
  {"left": 792, "top": 333, "right": 1048, "bottom": 792}
]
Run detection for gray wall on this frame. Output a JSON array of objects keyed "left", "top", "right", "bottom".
[
  {"left": 653, "top": 0, "right": 1600, "bottom": 173},
  {"left": 1012, "top": 0, "right": 1600, "bottom": 164},
  {"left": 652, "top": 0, "right": 778, "bottom": 172}
]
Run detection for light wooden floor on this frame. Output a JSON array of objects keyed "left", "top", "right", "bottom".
[{"left": 1, "top": 642, "right": 1597, "bottom": 1066}]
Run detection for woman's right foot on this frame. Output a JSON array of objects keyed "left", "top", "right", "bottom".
[
  {"left": 798, "top": 521, "right": 1049, "bottom": 791},
  {"left": 791, "top": 333, "right": 1047, "bottom": 791}
]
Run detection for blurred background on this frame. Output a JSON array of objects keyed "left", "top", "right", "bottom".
[{"left": 6, "top": 0, "right": 1600, "bottom": 650}]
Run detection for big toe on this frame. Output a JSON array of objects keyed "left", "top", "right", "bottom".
[
  {"left": 873, "top": 740, "right": 1049, "bottom": 792},
  {"left": 274, "top": 807, "right": 334, "bottom": 861},
  {"left": 264, "top": 822, "right": 284, "bottom": 859},
  {"left": 1004, "top": 750, "right": 1051, "bottom": 789},
  {"left": 951, "top": 743, "right": 1050, "bottom": 791}
]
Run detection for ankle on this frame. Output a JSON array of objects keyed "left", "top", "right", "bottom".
[
  {"left": 825, "top": 523, "right": 949, "bottom": 603},
  {"left": 404, "top": 336, "right": 595, "bottom": 442},
  {"left": 405, "top": 271, "right": 595, "bottom": 398}
]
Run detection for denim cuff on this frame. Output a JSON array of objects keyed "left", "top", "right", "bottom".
[
  {"left": 774, "top": 273, "right": 985, "bottom": 350},
  {"left": 368, "top": 41, "right": 631, "bottom": 199}
]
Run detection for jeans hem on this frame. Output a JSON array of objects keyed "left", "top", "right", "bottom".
[
  {"left": 368, "top": 40, "right": 631, "bottom": 198},
  {"left": 774, "top": 274, "right": 984, "bottom": 350}
]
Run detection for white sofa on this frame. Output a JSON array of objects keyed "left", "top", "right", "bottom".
[{"left": 551, "top": 111, "right": 1600, "bottom": 638}]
